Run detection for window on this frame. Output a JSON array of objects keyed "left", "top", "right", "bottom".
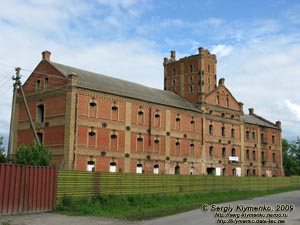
[
  {"left": 222, "top": 126, "right": 226, "bottom": 137},
  {"left": 253, "top": 169, "right": 256, "bottom": 176},
  {"left": 189, "top": 64, "right": 193, "bottom": 73},
  {"left": 252, "top": 132, "right": 256, "bottom": 141},
  {"left": 175, "top": 116, "right": 180, "bottom": 130},
  {"left": 216, "top": 95, "right": 220, "bottom": 104},
  {"left": 36, "top": 79, "right": 41, "bottom": 91},
  {"left": 189, "top": 76, "right": 193, "bottom": 84},
  {"left": 261, "top": 133, "right": 265, "bottom": 142},
  {"left": 209, "top": 146, "right": 214, "bottom": 156},
  {"left": 252, "top": 150, "right": 256, "bottom": 160},
  {"left": 175, "top": 140, "right": 180, "bottom": 155},
  {"left": 226, "top": 97, "right": 229, "bottom": 107},
  {"left": 111, "top": 104, "right": 118, "bottom": 121},
  {"left": 272, "top": 135, "right": 275, "bottom": 144},
  {"left": 222, "top": 168, "right": 226, "bottom": 176},
  {"left": 246, "top": 149, "right": 250, "bottom": 160},
  {"left": 272, "top": 153, "right": 276, "bottom": 162},
  {"left": 209, "top": 124, "right": 213, "bottom": 135},
  {"left": 109, "top": 162, "right": 117, "bottom": 173},
  {"left": 189, "top": 85, "right": 193, "bottom": 93},
  {"left": 232, "top": 168, "right": 236, "bottom": 176},
  {"left": 37, "top": 104, "right": 44, "bottom": 122},
  {"left": 175, "top": 165, "right": 180, "bottom": 174},
  {"left": 208, "top": 64, "right": 210, "bottom": 73},
  {"left": 111, "top": 133, "right": 118, "bottom": 150},
  {"left": 153, "top": 164, "right": 159, "bottom": 174},
  {"left": 231, "top": 128, "right": 235, "bottom": 138},
  {"left": 173, "top": 68, "right": 176, "bottom": 76},
  {"left": 136, "top": 164, "right": 143, "bottom": 174},
  {"left": 45, "top": 77, "right": 49, "bottom": 90},
  {"left": 231, "top": 148, "right": 236, "bottom": 157},
  {"left": 154, "top": 113, "right": 161, "bottom": 127},
  {"left": 247, "top": 169, "right": 251, "bottom": 176},
  {"left": 173, "top": 79, "right": 176, "bottom": 86},
  {"left": 87, "top": 161, "right": 95, "bottom": 172},
  {"left": 246, "top": 130, "right": 250, "bottom": 140},
  {"left": 137, "top": 136, "right": 143, "bottom": 151},
  {"left": 37, "top": 132, "right": 43, "bottom": 143},
  {"left": 154, "top": 138, "right": 160, "bottom": 152},
  {"left": 89, "top": 101, "right": 97, "bottom": 117},
  {"left": 190, "top": 166, "right": 195, "bottom": 175},
  {"left": 222, "top": 147, "right": 226, "bottom": 157},
  {"left": 88, "top": 130, "right": 96, "bottom": 146}
]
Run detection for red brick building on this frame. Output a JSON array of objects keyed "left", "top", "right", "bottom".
[{"left": 12, "top": 48, "right": 284, "bottom": 176}]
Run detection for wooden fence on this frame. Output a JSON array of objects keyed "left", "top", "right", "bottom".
[
  {"left": 0, "top": 164, "right": 58, "bottom": 215},
  {"left": 57, "top": 170, "right": 300, "bottom": 203}
]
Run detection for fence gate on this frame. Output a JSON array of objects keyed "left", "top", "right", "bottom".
[{"left": 0, "top": 164, "right": 58, "bottom": 215}]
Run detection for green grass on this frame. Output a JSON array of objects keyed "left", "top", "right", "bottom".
[{"left": 54, "top": 187, "right": 299, "bottom": 220}]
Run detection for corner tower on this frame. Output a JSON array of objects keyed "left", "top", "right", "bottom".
[{"left": 163, "top": 47, "right": 217, "bottom": 104}]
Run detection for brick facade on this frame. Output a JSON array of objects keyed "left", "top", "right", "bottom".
[{"left": 13, "top": 48, "right": 284, "bottom": 176}]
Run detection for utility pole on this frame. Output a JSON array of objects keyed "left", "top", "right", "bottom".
[{"left": 8, "top": 68, "right": 41, "bottom": 161}]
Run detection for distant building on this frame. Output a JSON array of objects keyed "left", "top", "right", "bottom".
[{"left": 12, "top": 48, "right": 284, "bottom": 176}]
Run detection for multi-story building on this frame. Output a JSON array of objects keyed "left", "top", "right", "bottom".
[{"left": 12, "top": 48, "right": 284, "bottom": 176}]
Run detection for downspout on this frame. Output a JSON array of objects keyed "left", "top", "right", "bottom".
[
  {"left": 149, "top": 107, "right": 152, "bottom": 146},
  {"left": 72, "top": 92, "right": 78, "bottom": 169}
]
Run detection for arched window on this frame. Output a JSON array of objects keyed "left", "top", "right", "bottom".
[
  {"left": 231, "top": 128, "right": 235, "bottom": 138},
  {"left": 246, "top": 149, "right": 250, "bottom": 160},
  {"left": 209, "top": 146, "right": 214, "bottom": 156},
  {"left": 109, "top": 162, "right": 117, "bottom": 173},
  {"left": 175, "top": 165, "right": 180, "bottom": 174},
  {"left": 246, "top": 130, "right": 250, "bottom": 140},
  {"left": 37, "top": 104, "right": 44, "bottom": 122},
  {"left": 252, "top": 150, "right": 256, "bottom": 160},
  {"left": 172, "top": 68, "right": 176, "bottom": 76},
  {"left": 37, "top": 132, "right": 43, "bottom": 143},
  {"left": 136, "top": 164, "right": 143, "bottom": 174},
  {"left": 222, "top": 147, "right": 226, "bottom": 157},
  {"left": 189, "top": 64, "right": 193, "bottom": 73},
  {"left": 231, "top": 148, "right": 236, "bottom": 157},
  {"left": 36, "top": 79, "right": 41, "bottom": 92},
  {"left": 209, "top": 124, "right": 213, "bottom": 135},
  {"left": 87, "top": 161, "right": 95, "bottom": 172},
  {"left": 216, "top": 95, "right": 220, "bottom": 104},
  {"left": 153, "top": 164, "right": 159, "bottom": 174},
  {"left": 222, "top": 126, "right": 226, "bottom": 137}
]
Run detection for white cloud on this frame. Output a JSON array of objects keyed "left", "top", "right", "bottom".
[
  {"left": 211, "top": 44, "right": 233, "bottom": 58},
  {"left": 284, "top": 100, "right": 300, "bottom": 120}
]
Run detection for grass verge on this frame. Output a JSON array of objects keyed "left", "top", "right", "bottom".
[{"left": 54, "top": 187, "right": 299, "bottom": 220}]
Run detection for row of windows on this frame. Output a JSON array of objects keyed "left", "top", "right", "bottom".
[
  {"left": 246, "top": 131, "right": 276, "bottom": 144},
  {"left": 209, "top": 147, "right": 237, "bottom": 157},
  {"left": 36, "top": 77, "right": 49, "bottom": 91},
  {"left": 209, "top": 125, "right": 236, "bottom": 138},
  {"left": 171, "top": 64, "right": 213, "bottom": 77}
]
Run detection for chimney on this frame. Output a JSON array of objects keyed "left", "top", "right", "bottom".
[
  {"left": 42, "top": 50, "right": 51, "bottom": 61},
  {"left": 170, "top": 50, "right": 176, "bottom": 60},
  {"left": 218, "top": 78, "right": 225, "bottom": 86},
  {"left": 276, "top": 121, "right": 281, "bottom": 129},
  {"left": 249, "top": 108, "right": 254, "bottom": 115}
]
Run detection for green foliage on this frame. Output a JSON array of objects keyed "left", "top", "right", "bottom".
[
  {"left": 15, "top": 141, "right": 52, "bottom": 166},
  {"left": 55, "top": 187, "right": 296, "bottom": 220},
  {"left": 282, "top": 138, "right": 300, "bottom": 176},
  {"left": 0, "top": 137, "right": 7, "bottom": 163}
]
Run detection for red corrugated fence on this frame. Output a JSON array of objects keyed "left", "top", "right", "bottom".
[{"left": 0, "top": 164, "right": 58, "bottom": 215}]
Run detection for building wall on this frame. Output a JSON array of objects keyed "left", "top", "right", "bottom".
[{"left": 14, "top": 50, "right": 284, "bottom": 176}]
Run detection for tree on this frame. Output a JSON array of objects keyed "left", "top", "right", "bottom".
[
  {"left": 282, "top": 138, "right": 300, "bottom": 176},
  {"left": 0, "top": 137, "right": 7, "bottom": 163},
  {"left": 15, "top": 141, "right": 52, "bottom": 166}
]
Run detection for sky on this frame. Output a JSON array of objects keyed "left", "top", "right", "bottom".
[{"left": 1, "top": 0, "right": 300, "bottom": 151}]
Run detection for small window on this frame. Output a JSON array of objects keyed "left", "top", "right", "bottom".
[
  {"left": 175, "top": 141, "right": 180, "bottom": 146},
  {"left": 226, "top": 97, "right": 229, "bottom": 107},
  {"left": 37, "top": 132, "right": 43, "bottom": 143},
  {"left": 221, "top": 127, "right": 226, "bottom": 137},
  {"left": 137, "top": 137, "right": 143, "bottom": 142},
  {"left": 209, "top": 146, "right": 214, "bottom": 156},
  {"left": 37, "top": 104, "right": 44, "bottom": 122},
  {"left": 231, "top": 128, "right": 235, "bottom": 138},
  {"left": 216, "top": 95, "right": 220, "bottom": 104},
  {"left": 111, "top": 134, "right": 117, "bottom": 139},
  {"left": 109, "top": 162, "right": 117, "bottom": 173},
  {"left": 246, "top": 131, "right": 250, "bottom": 140},
  {"left": 272, "top": 135, "right": 275, "bottom": 144},
  {"left": 90, "top": 102, "right": 97, "bottom": 107},
  {"left": 222, "top": 147, "right": 226, "bottom": 157},
  {"left": 231, "top": 148, "right": 236, "bottom": 157},
  {"left": 138, "top": 111, "right": 144, "bottom": 116},
  {"left": 175, "top": 165, "right": 180, "bottom": 174},
  {"left": 112, "top": 105, "right": 118, "bottom": 111},
  {"left": 209, "top": 124, "right": 213, "bottom": 135},
  {"left": 36, "top": 79, "right": 41, "bottom": 91},
  {"left": 153, "top": 164, "right": 159, "bottom": 174},
  {"left": 190, "top": 143, "right": 195, "bottom": 149},
  {"left": 154, "top": 139, "right": 160, "bottom": 144},
  {"left": 252, "top": 132, "right": 256, "bottom": 140},
  {"left": 190, "top": 120, "right": 195, "bottom": 124},
  {"left": 89, "top": 131, "right": 96, "bottom": 136},
  {"left": 136, "top": 164, "right": 143, "bottom": 174},
  {"left": 176, "top": 117, "right": 180, "bottom": 122},
  {"left": 87, "top": 161, "right": 95, "bottom": 172},
  {"left": 155, "top": 113, "right": 160, "bottom": 118},
  {"left": 252, "top": 151, "right": 256, "bottom": 160},
  {"left": 189, "top": 64, "right": 193, "bottom": 73},
  {"left": 45, "top": 78, "right": 49, "bottom": 90},
  {"left": 246, "top": 150, "right": 250, "bottom": 160}
]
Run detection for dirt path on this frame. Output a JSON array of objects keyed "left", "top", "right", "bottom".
[{"left": 0, "top": 213, "right": 142, "bottom": 225}]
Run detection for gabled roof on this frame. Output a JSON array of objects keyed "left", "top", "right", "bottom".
[
  {"left": 49, "top": 61, "right": 200, "bottom": 112},
  {"left": 244, "top": 114, "right": 279, "bottom": 129}
]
